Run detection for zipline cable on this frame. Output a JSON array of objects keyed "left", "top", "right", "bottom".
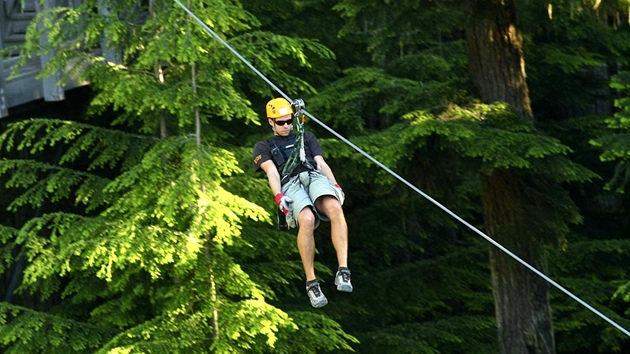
[
  {"left": 305, "top": 106, "right": 630, "bottom": 337},
  {"left": 175, "top": 0, "right": 288, "bottom": 100},
  {"left": 173, "top": 0, "right": 630, "bottom": 338}
]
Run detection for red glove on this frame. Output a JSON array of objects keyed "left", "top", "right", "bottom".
[{"left": 275, "top": 193, "right": 293, "bottom": 215}]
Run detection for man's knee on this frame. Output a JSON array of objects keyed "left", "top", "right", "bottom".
[
  {"left": 298, "top": 207, "right": 317, "bottom": 228},
  {"left": 319, "top": 196, "right": 343, "bottom": 215}
]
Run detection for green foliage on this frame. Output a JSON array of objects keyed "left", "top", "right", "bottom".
[
  {"left": 0, "top": 0, "right": 355, "bottom": 353},
  {"left": 0, "top": 302, "right": 115, "bottom": 354},
  {"left": 2, "top": 0, "right": 630, "bottom": 352},
  {"left": 593, "top": 71, "right": 630, "bottom": 192},
  {"left": 0, "top": 225, "right": 18, "bottom": 275},
  {"left": 522, "top": 0, "right": 630, "bottom": 121},
  {"left": 308, "top": 67, "right": 425, "bottom": 134},
  {"left": 271, "top": 311, "right": 359, "bottom": 353},
  {"left": 338, "top": 238, "right": 495, "bottom": 354},
  {"left": 346, "top": 102, "right": 589, "bottom": 252},
  {"left": 307, "top": 40, "right": 470, "bottom": 136},
  {"left": 549, "top": 237, "right": 630, "bottom": 353},
  {"left": 370, "top": 103, "right": 597, "bottom": 184},
  {"left": 12, "top": 0, "right": 334, "bottom": 134},
  {"left": 334, "top": 0, "right": 466, "bottom": 64},
  {"left": 0, "top": 118, "right": 153, "bottom": 212}
]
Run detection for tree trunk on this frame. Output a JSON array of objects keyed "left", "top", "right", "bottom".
[
  {"left": 466, "top": 1, "right": 556, "bottom": 353},
  {"left": 466, "top": 0, "right": 532, "bottom": 119},
  {"left": 481, "top": 170, "right": 556, "bottom": 354}
]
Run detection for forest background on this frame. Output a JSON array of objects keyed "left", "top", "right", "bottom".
[{"left": 2, "top": 0, "right": 630, "bottom": 353}]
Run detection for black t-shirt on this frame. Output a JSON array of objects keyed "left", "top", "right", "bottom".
[{"left": 253, "top": 132, "right": 322, "bottom": 176}]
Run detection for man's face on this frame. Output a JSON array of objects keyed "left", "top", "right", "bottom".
[{"left": 269, "top": 114, "right": 293, "bottom": 136}]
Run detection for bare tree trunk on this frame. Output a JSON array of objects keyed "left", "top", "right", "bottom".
[
  {"left": 481, "top": 170, "right": 556, "bottom": 354},
  {"left": 186, "top": 4, "right": 220, "bottom": 337},
  {"left": 150, "top": 0, "right": 167, "bottom": 139},
  {"left": 466, "top": 1, "right": 556, "bottom": 353},
  {"left": 191, "top": 60, "right": 219, "bottom": 338},
  {"left": 466, "top": 0, "right": 532, "bottom": 119}
]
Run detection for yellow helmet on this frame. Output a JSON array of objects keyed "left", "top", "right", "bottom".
[{"left": 266, "top": 98, "right": 293, "bottom": 119}]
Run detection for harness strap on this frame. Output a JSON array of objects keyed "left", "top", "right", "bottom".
[{"left": 281, "top": 99, "right": 315, "bottom": 177}]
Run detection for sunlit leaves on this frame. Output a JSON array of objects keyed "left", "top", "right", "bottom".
[
  {"left": 14, "top": 0, "right": 334, "bottom": 133},
  {"left": 0, "top": 111, "right": 350, "bottom": 351},
  {"left": 373, "top": 102, "right": 595, "bottom": 184},
  {"left": 0, "top": 0, "right": 346, "bottom": 345}
]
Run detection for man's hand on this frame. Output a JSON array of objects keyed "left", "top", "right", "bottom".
[{"left": 275, "top": 193, "right": 293, "bottom": 215}]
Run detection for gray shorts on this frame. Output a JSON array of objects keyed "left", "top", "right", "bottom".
[{"left": 281, "top": 171, "right": 345, "bottom": 229}]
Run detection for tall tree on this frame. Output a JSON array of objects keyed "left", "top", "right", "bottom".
[
  {"left": 317, "top": 0, "right": 619, "bottom": 352},
  {"left": 0, "top": 0, "right": 356, "bottom": 352},
  {"left": 466, "top": 1, "right": 555, "bottom": 353}
]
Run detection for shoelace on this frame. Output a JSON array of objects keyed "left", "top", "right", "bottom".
[
  {"left": 308, "top": 283, "right": 322, "bottom": 297},
  {"left": 339, "top": 271, "right": 350, "bottom": 282}
]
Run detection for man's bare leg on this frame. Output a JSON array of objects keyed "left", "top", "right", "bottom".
[
  {"left": 317, "top": 196, "right": 348, "bottom": 268},
  {"left": 296, "top": 207, "right": 328, "bottom": 307},
  {"left": 296, "top": 207, "right": 317, "bottom": 281},
  {"left": 316, "top": 195, "right": 353, "bottom": 292}
]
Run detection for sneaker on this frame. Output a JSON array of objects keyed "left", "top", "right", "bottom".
[
  {"left": 306, "top": 280, "right": 328, "bottom": 308},
  {"left": 335, "top": 267, "right": 353, "bottom": 292}
]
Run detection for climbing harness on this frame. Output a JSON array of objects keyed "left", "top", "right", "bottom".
[
  {"left": 267, "top": 101, "right": 315, "bottom": 182},
  {"left": 174, "top": 0, "right": 630, "bottom": 337},
  {"left": 281, "top": 99, "right": 315, "bottom": 178},
  {"left": 273, "top": 99, "right": 317, "bottom": 231}
]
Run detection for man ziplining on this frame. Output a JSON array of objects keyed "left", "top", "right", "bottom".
[
  {"left": 174, "top": 0, "right": 630, "bottom": 334},
  {"left": 252, "top": 97, "right": 353, "bottom": 308}
]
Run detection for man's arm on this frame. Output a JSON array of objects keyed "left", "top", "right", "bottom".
[
  {"left": 260, "top": 160, "right": 283, "bottom": 196},
  {"left": 314, "top": 155, "right": 338, "bottom": 185}
]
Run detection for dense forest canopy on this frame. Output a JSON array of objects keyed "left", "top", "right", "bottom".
[{"left": 1, "top": 0, "right": 630, "bottom": 353}]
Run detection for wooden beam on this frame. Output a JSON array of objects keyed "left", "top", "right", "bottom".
[
  {"left": 37, "top": 0, "right": 65, "bottom": 102},
  {"left": 0, "top": 1, "right": 7, "bottom": 117}
]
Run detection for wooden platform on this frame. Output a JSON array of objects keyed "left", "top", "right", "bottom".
[{"left": 0, "top": 0, "right": 87, "bottom": 118}]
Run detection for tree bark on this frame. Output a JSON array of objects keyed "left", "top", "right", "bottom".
[
  {"left": 481, "top": 170, "right": 556, "bottom": 354},
  {"left": 466, "top": 1, "right": 556, "bottom": 353},
  {"left": 466, "top": 0, "right": 532, "bottom": 119}
]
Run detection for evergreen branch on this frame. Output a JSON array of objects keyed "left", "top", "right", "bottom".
[
  {"left": 94, "top": 312, "right": 196, "bottom": 353},
  {"left": 0, "top": 118, "right": 157, "bottom": 169},
  {"left": 275, "top": 311, "right": 359, "bottom": 353},
  {"left": 0, "top": 224, "right": 18, "bottom": 243},
  {"left": 393, "top": 103, "right": 595, "bottom": 183},
  {"left": 0, "top": 302, "right": 115, "bottom": 353},
  {"left": 0, "top": 159, "right": 112, "bottom": 212},
  {"left": 14, "top": 211, "right": 192, "bottom": 284},
  {"left": 0, "top": 225, "right": 19, "bottom": 275}
]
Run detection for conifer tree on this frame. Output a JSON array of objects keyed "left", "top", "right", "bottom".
[
  {"left": 3, "top": 0, "right": 630, "bottom": 353},
  {"left": 596, "top": 71, "right": 630, "bottom": 192},
  {"left": 465, "top": 1, "right": 562, "bottom": 353},
  {"left": 0, "top": 0, "right": 356, "bottom": 352},
  {"left": 304, "top": 0, "right": 630, "bottom": 353}
]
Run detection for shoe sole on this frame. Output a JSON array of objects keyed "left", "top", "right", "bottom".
[
  {"left": 336, "top": 283, "right": 353, "bottom": 292},
  {"left": 311, "top": 297, "right": 328, "bottom": 308}
]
